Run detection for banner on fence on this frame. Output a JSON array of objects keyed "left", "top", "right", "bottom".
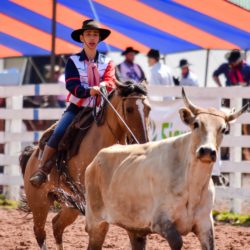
[
  {"left": 149, "top": 98, "right": 221, "bottom": 175},
  {"left": 149, "top": 98, "right": 220, "bottom": 141}
]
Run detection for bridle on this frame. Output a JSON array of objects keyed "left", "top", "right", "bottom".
[
  {"left": 195, "top": 111, "right": 230, "bottom": 133},
  {"left": 196, "top": 111, "right": 230, "bottom": 125},
  {"left": 100, "top": 91, "right": 148, "bottom": 144},
  {"left": 196, "top": 111, "right": 227, "bottom": 120},
  {"left": 121, "top": 96, "right": 147, "bottom": 121},
  {"left": 122, "top": 96, "right": 148, "bottom": 144}
]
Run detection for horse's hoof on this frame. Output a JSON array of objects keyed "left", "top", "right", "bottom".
[{"left": 56, "top": 244, "right": 63, "bottom": 250}]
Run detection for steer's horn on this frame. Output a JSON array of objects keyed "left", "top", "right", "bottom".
[
  {"left": 182, "top": 88, "right": 199, "bottom": 115},
  {"left": 227, "top": 102, "right": 249, "bottom": 122}
]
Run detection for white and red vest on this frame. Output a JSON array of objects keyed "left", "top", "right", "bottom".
[{"left": 67, "top": 53, "right": 112, "bottom": 107}]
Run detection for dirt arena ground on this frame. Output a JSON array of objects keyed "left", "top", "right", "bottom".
[{"left": 0, "top": 209, "right": 249, "bottom": 250}]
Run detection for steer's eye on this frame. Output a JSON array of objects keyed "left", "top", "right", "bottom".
[
  {"left": 126, "top": 107, "right": 134, "bottom": 113},
  {"left": 193, "top": 121, "right": 199, "bottom": 129}
]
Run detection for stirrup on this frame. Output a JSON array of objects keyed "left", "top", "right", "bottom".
[{"left": 29, "top": 171, "right": 47, "bottom": 187}]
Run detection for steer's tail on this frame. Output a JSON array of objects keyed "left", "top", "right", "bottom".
[{"left": 19, "top": 145, "right": 37, "bottom": 177}]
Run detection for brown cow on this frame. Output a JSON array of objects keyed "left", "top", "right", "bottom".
[{"left": 85, "top": 88, "right": 248, "bottom": 250}]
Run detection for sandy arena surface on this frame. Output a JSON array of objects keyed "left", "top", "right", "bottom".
[{"left": 0, "top": 209, "right": 250, "bottom": 250}]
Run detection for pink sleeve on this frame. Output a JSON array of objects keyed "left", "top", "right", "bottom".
[{"left": 102, "top": 60, "right": 116, "bottom": 92}]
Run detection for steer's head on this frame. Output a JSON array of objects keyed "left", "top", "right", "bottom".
[{"left": 179, "top": 88, "right": 248, "bottom": 164}]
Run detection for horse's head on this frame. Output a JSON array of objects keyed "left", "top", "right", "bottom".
[{"left": 107, "top": 80, "right": 151, "bottom": 144}]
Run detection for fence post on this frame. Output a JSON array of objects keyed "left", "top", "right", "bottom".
[
  {"left": 229, "top": 97, "right": 242, "bottom": 213},
  {"left": 3, "top": 95, "right": 23, "bottom": 200}
]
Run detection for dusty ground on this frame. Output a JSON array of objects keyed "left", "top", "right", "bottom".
[{"left": 0, "top": 209, "right": 250, "bottom": 250}]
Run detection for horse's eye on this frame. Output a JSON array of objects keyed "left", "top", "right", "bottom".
[
  {"left": 193, "top": 121, "right": 199, "bottom": 129},
  {"left": 126, "top": 107, "right": 134, "bottom": 113},
  {"left": 221, "top": 125, "right": 229, "bottom": 134}
]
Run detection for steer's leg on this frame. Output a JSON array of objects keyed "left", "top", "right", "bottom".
[
  {"left": 127, "top": 230, "right": 147, "bottom": 250},
  {"left": 194, "top": 215, "right": 215, "bottom": 250},
  {"left": 86, "top": 221, "right": 109, "bottom": 250},
  {"left": 152, "top": 214, "right": 183, "bottom": 250}
]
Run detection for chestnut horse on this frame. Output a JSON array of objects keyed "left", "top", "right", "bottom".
[{"left": 19, "top": 81, "right": 151, "bottom": 250}]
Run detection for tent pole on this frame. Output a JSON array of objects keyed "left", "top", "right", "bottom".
[
  {"left": 50, "top": 0, "right": 57, "bottom": 82},
  {"left": 244, "top": 49, "right": 248, "bottom": 59},
  {"left": 29, "top": 58, "right": 46, "bottom": 83},
  {"left": 204, "top": 49, "right": 210, "bottom": 87}
]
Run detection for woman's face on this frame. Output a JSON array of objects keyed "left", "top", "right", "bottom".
[{"left": 80, "top": 30, "right": 100, "bottom": 49}]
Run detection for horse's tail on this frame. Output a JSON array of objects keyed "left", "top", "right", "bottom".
[{"left": 19, "top": 145, "right": 37, "bottom": 177}]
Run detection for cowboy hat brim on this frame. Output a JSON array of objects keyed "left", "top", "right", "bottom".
[
  {"left": 121, "top": 49, "right": 139, "bottom": 56},
  {"left": 178, "top": 63, "right": 192, "bottom": 68},
  {"left": 71, "top": 28, "right": 111, "bottom": 43},
  {"left": 225, "top": 51, "right": 243, "bottom": 62}
]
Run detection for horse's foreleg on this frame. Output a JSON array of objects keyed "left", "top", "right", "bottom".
[
  {"left": 52, "top": 206, "right": 80, "bottom": 249},
  {"left": 31, "top": 203, "right": 50, "bottom": 249}
]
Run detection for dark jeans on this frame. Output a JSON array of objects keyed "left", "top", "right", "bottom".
[{"left": 47, "top": 109, "right": 76, "bottom": 149}]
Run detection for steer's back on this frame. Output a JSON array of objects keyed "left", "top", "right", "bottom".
[
  {"left": 85, "top": 142, "right": 157, "bottom": 229},
  {"left": 85, "top": 136, "right": 189, "bottom": 230}
]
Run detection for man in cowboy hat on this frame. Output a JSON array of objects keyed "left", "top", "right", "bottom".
[
  {"left": 213, "top": 49, "right": 250, "bottom": 160},
  {"left": 29, "top": 19, "right": 116, "bottom": 187},
  {"left": 147, "top": 49, "right": 173, "bottom": 85},
  {"left": 213, "top": 49, "right": 250, "bottom": 87},
  {"left": 177, "top": 59, "right": 198, "bottom": 86},
  {"left": 116, "top": 47, "right": 145, "bottom": 84}
]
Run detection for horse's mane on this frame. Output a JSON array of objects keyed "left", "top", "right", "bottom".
[{"left": 116, "top": 80, "right": 147, "bottom": 97}]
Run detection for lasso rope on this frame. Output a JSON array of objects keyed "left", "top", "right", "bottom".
[{"left": 99, "top": 87, "right": 140, "bottom": 144}]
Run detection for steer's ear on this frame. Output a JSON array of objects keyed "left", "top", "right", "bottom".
[{"left": 179, "top": 108, "right": 195, "bottom": 126}]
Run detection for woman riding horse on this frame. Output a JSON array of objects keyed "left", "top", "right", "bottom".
[{"left": 30, "top": 19, "right": 115, "bottom": 187}]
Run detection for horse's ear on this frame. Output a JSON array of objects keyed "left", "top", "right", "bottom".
[
  {"left": 139, "top": 79, "right": 148, "bottom": 88},
  {"left": 115, "top": 79, "right": 129, "bottom": 88},
  {"left": 115, "top": 79, "right": 133, "bottom": 88}
]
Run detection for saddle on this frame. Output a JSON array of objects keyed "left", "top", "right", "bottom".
[
  {"left": 39, "top": 107, "right": 94, "bottom": 160},
  {"left": 39, "top": 88, "right": 110, "bottom": 163}
]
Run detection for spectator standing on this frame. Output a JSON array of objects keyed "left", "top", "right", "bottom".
[
  {"left": 213, "top": 49, "right": 250, "bottom": 87},
  {"left": 116, "top": 47, "right": 145, "bottom": 83},
  {"left": 213, "top": 49, "right": 250, "bottom": 161},
  {"left": 178, "top": 59, "right": 198, "bottom": 86},
  {"left": 147, "top": 49, "right": 173, "bottom": 85}
]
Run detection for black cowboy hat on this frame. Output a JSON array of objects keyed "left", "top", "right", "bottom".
[
  {"left": 178, "top": 59, "right": 191, "bottom": 68},
  {"left": 71, "top": 19, "right": 111, "bottom": 43},
  {"left": 147, "top": 49, "right": 161, "bottom": 60},
  {"left": 225, "top": 49, "right": 243, "bottom": 63},
  {"left": 121, "top": 47, "right": 139, "bottom": 56}
]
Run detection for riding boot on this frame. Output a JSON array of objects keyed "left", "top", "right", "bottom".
[{"left": 29, "top": 145, "right": 56, "bottom": 187}]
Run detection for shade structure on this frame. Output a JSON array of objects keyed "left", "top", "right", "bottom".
[{"left": 1, "top": 0, "right": 250, "bottom": 58}]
